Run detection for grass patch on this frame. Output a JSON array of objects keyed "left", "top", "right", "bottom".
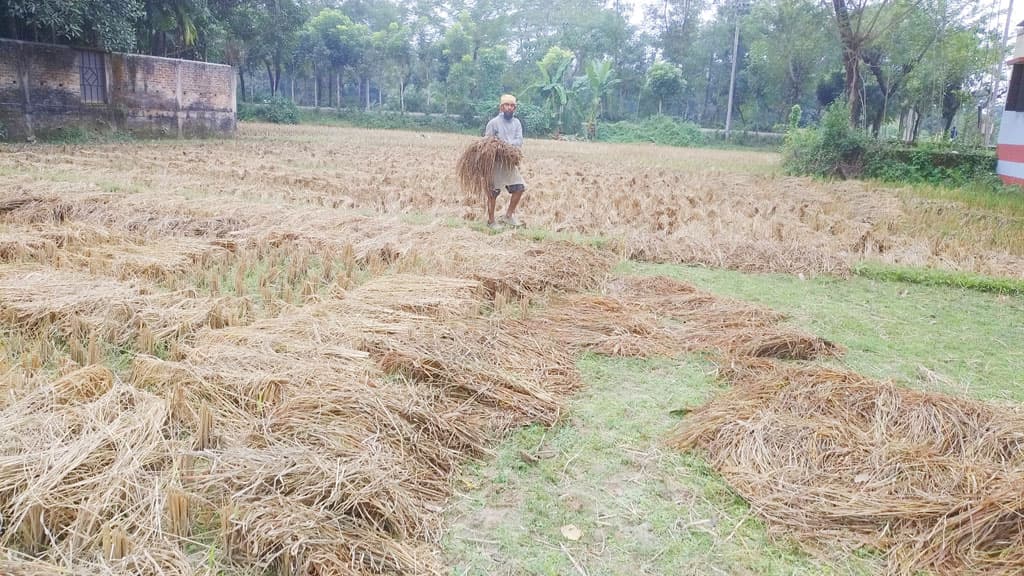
[
  {"left": 853, "top": 261, "right": 1024, "bottom": 296},
  {"left": 623, "top": 261, "right": 1024, "bottom": 401},
  {"left": 445, "top": 354, "right": 875, "bottom": 575},
  {"left": 902, "top": 179, "right": 1024, "bottom": 217}
]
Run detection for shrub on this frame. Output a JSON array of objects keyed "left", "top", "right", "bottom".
[
  {"left": 238, "top": 97, "right": 300, "bottom": 124},
  {"left": 596, "top": 115, "right": 707, "bottom": 147},
  {"left": 782, "top": 101, "right": 872, "bottom": 179},
  {"left": 863, "top": 142, "right": 996, "bottom": 187}
]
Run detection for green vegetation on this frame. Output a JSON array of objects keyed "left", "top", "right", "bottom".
[
  {"left": 783, "top": 101, "right": 999, "bottom": 189},
  {"left": 237, "top": 97, "right": 301, "bottom": 124},
  {"left": 622, "top": 261, "right": 1024, "bottom": 401},
  {"left": 852, "top": 261, "right": 1024, "bottom": 296},
  {"left": 297, "top": 108, "right": 474, "bottom": 133},
  {"left": 445, "top": 355, "right": 874, "bottom": 576},
  {"left": 597, "top": 115, "right": 708, "bottom": 148},
  {"left": 447, "top": 260, "right": 1024, "bottom": 573}
]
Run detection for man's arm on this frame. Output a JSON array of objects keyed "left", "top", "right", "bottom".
[
  {"left": 483, "top": 118, "right": 497, "bottom": 138},
  {"left": 510, "top": 119, "right": 524, "bottom": 147}
]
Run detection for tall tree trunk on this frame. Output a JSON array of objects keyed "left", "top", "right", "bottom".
[
  {"left": 336, "top": 72, "right": 341, "bottom": 110},
  {"left": 832, "top": 0, "right": 862, "bottom": 125},
  {"left": 314, "top": 71, "right": 319, "bottom": 108},
  {"left": 239, "top": 69, "right": 247, "bottom": 103}
]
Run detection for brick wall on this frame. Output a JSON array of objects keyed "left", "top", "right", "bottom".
[{"left": 0, "top": 39, "right": 235, "bottom": 140}]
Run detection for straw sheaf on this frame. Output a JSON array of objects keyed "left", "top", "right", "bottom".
[
  {"left": 527, "top": 276, "right": 840, "bottom": 361},
  {"left": 0, "top": 382, "right": 174, "bottom": 573},
  {"left": 0, "top": 267, "right": 250, "bottom": 344},
  {"left": 671, "top": 358, "right": 1024, "bottom": 575},
  {"left": 455, "top": 137, "right": 523, "bottom": 200}
]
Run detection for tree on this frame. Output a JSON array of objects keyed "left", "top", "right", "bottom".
[
  {"left": 248, "top": 0, "right": 306, "bottom": 97},
  {"left": 579, "top": 58, "right": 621, "bottom": 138},
  {"left": 525, "top": 46, "right": 576, "bottom": 136},
  {"left": 371, "top": 22, "right": 411, "bottom": 111},
  {"left": 745, "top": 0, "right": 837, "bottom": 127},
  {"left": 645, "top": 60, "right": 683, "bottom": 115},
  {"left": 2, "top": 0, "right": 143, "bottom": 51}
]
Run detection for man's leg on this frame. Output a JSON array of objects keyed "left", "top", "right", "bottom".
[
  {"left": 486, "top": 189, "right": 498, "bottom": 225},
  {"left": 505, "top": 184, "right": 525, "bottom": 224}
]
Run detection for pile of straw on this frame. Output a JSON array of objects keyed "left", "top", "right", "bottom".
[
  {"left": 672, "top": 358, "right": 1024, "bottom": 575},
  {"left": 455, "top": 137, "right": 522, "bottom": 199},
  {"left": 527, "top": 275, "right": 840, "bottom": 361},
  {"left": 0, "top": 267, "right": 248, "bottom": 345}
]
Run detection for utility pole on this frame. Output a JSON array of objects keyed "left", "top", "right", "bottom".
[
  {"left": 987, "top": 0, "right": 1015, "bottom": 145},
  {"left": 725, "top": 0, "right": 741, "bottom": 138}
]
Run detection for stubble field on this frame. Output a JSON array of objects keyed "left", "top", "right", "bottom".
[{"left": 0, "top": 123, "right": 1022, "bottom": 576}]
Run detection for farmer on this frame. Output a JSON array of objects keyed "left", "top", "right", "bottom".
[{"left": 483, "top": 94, "right": 526, "bottom": 228}]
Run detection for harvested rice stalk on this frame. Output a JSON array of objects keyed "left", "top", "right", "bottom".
[
  {"left": 165, "top": 487, "right": 190, "bottom": 538},
  {"left": 456, "top": 137, "right": 522, "bottom": 200},
  {"left": 51, "top": 365, "right": 113, "bottom": 404},
  {"left": 672, "top": 358, "right": 1024, "bottom": 575},
  {"left": 101, "top": 525, "right": 131, "bottom": 560}
]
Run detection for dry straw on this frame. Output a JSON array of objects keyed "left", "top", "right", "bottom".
[
  {"left": 455, "top": 137, "right": 522, "bottom": 200},
  {"left": 671, "top": 358, "right": 1024, "bottom": 575}
]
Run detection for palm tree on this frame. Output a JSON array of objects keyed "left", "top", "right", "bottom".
[
  {"left": 525, "top": 53, "right": 574, "bottom": 137},
  {"left": 581, "top": 59, "right": 620, "bottom": 139}
]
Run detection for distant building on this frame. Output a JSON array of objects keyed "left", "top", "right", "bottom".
[
  {"left": 997, "top": 21, "right": 1024, "bottom": 186},
  {"left": 0, "top": 38, "right": 236, "bottom": 140}
]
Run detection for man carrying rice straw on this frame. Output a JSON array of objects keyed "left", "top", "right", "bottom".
[{"left": 482, "top": 94, "right": 527, "bottom": 229}]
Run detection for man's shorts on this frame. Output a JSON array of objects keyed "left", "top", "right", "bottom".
[{"left": 490, "top": 164, "right": 526, "bottom": 197}]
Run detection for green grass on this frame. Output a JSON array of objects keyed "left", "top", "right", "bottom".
[
  {"left": 853, "top": 261, "right": 1024, "bottom": 296},
  {"left": 444, "top": 354, "right": 879, "bottom": 575},
  {"left": 621, "top": 261, "right": 1024, "bottom": 402},
  {"left": 445, "top": 260, "right": 1024, "bottom": 575},
  {"left": 902, "top": 179, "right": 1024, "bottom": 218}
]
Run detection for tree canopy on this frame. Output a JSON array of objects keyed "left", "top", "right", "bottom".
[{"left": 1, "top": 0, "right": 1009, "bottom": 140}]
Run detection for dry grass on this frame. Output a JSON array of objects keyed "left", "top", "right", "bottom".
[
  {"left": 2, "top": 125, "right": 1020, "bottom": 277},
  {"left": 671, "top": 357, "right": 1024, "bottom": 575},
  {"left": 0, "top": 125, "right": 1019, "bottom": 575},
  {"left": 455, "top": 137, "right": 522, "bottom": 200}
]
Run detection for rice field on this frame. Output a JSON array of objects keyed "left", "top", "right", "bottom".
[{"left": 0, "top": 123, "right": 1022, "bottom": 575}]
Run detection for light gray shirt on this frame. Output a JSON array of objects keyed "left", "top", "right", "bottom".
[{"left": 484, "top": 115, "right": 524, "bottom": 148}]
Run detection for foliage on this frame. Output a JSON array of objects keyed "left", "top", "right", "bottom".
[
  {"left": 0, "top": 0, "right": 1007, "bottom": 144},
  {"left": 577, "top": 59, "right": 621, "bottom": 139},
  {"left": 852, "top": 261, "right": 1024, "bottom": 296},
  {"left": 782, "top": 100, "right": 873, "bottom": 178},
  {"left": 237, "top": 96, "right": 300, "bottom": 124},
  {"left": 524, "top": 46, "right": 576, "bottom": 134},
  {"left": 863, "top": 143, "right": 996, "bottom": 188},
  {"left": 597, "top": 115, "right": 707, "bottom": 148},
  {"left": 787, "top": 105, "right": 802, "bottom": 130},
  {"left": 299, "top": 108, "right": 473, "bottom": 134},
  {"left": 785, "top": 101, "right": 999, "bottom": 187},
  {"left": 645, "top": 61, "right": 683, "bottom": 116},
  {"left": 3, "top": 0, "right": 143, "bottom": 50}
]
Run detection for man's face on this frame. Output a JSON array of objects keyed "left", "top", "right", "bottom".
[{"left": 501, "top": 103, "right": 516, "bottom": 118}]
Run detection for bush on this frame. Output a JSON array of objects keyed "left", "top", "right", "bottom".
[
  {"left": 299, "top": 108, "right": 472, "bottom": 134},
  {"left": 238, "top": 96, "right": 300, "bottom": 124},
  {"left": 863, "top": 142, "right": 996, "bottom": 187},
  {"left": 782, "top": 101, "right": 873, "bottom": 179},
  {"left": 596, "top": 115, "right": 707, "bottom": 147}
]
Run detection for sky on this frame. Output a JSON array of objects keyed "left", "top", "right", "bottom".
[{"left": 627, "top": 1, "right": 1024, "bottom": 37}]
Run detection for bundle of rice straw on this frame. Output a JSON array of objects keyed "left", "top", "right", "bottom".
[
  {"left": 672, "top": 357, "right": 1024, "bottom": 575},
  {"left": 455, "top": 137, "right": 522, "bottom": 199}
]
